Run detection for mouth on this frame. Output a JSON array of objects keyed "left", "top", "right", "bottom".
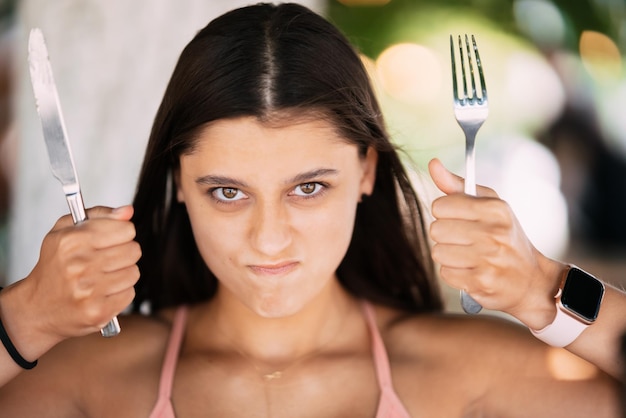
[{"left": 248, "top": 261, "right": 299, "bottom": 276}]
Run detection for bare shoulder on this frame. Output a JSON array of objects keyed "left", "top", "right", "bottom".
[
  {"left": 0, "top": 310, "right": 177, "bottom": 417},
  {"left": 375, "top": 305, "right": 594, "bottom": 375},
  {"left": 370, "top": 305, "right": 619, "bottom": 418},
  {"left": 52, "top": 311, "right": 173, "bottom": 370},
  {"left": 374, "top": 305, "right": 537, "bottom": 355}
]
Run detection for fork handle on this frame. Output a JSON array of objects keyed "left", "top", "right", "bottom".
[
  {"left": 462, "top": 126, "right": 482, "bottom": 314},
  {"left": 463, "top": 124, "right": 481, "bottom": 196},
  {"left": 461, "top": 291, "right": 482, "bottom": 314},
  {"left": 464, "top": 147, "right": 477, "bottom": 196}
]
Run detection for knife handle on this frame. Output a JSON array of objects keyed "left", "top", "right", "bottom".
[
  {"left": 65, "top": 192, "right": 122, "bottom": 337},
  {"left": 100, "top": 316, "right": 121, "bottom": 338},
  {"left": 66, "top": 192, "right": 87, "bottom": 223}
]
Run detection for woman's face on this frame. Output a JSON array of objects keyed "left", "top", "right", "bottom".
[{"left": 176, "top": 116, "right": 377, "bottom": 318}]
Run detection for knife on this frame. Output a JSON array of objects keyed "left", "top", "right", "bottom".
[{"left": 27, "top": 28, "right": 121, "bottom": 338}]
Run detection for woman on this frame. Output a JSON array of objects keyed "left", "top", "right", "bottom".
[{"left": 0, "top": 3, "right": 622, "bottom": 416}]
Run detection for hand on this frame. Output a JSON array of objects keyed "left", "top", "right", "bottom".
[
  {"left": 0, "top": 206, "right": 140, "bottom": 358},
  {"left": 427, "top": 159, "right": 562, "bottom": 328}
]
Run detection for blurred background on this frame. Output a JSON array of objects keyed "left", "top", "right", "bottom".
[{"left": 0, "top": 0, "right": 625, "bottom": 312}]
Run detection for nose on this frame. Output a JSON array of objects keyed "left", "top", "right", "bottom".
[{"left": 249, "top": 199, "right": 292, "bottom": 257}]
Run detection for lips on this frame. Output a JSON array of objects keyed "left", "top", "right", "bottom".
[{"left": 248, "top": 261, "right": 299, "bottom": 276}]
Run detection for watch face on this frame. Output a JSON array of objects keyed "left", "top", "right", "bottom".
[{"left": 561, "top": 267, "right": 605, "bottom": 322}]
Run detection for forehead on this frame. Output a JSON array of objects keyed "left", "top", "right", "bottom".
[
  {"left": 182, "top": 116, "right": 358, "bottom": 166},
  {"left": 177, "top": 116, "right": 365, "bottom": 188}
]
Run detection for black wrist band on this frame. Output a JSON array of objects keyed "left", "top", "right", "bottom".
[{"left": 0, "top": 288, "right": 38, "bottom": 370}]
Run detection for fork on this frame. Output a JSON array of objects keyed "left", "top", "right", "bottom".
[{"left": 450, "top": 34, "right": 489, "bottom": 314}]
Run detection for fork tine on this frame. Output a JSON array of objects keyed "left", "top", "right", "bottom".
[
  {"left": 464, "top": 34, "right": 478, "bottom": 102},
  {"left": 449, "top": 35, "right": 459, "bottom": 102},
  {"left": 471, "top": 35, "right": 488, "bottom": 102},
  {"left": 457, "top": 35, "right": 469, "bottom": 102}
]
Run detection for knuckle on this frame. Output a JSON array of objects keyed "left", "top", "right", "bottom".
[
  {"left": 475, "top": 268, "right": 497, "bottom": 291},
  {"left": 127, "top": 264, "right": 141, "bottom": 282},
  {"left": 130, "top": 241, "right": 142, "bottom": 261},
  {"left": 122, "top": 288, "right": 137, "bottom": 306},
  {"left": 67, "top": 265, "right": 88, "bottom": 285},
  {"left": 429, "top": 221, "right": 441, "bottom": 242},
  {"left": 82, "top": 304, "right": 106, "bottom": 326},
  {"left": 438, "top": 266, "right": 457, "bottom": 286},
  {"left": 127, "top": 223, "right": 138, "bottom": 240},
  {"left": 430, "top": 243, "right": 443, "bottom": 263},
  {"left": 484, "top": 199, "right": 513, "bottom": 225},
  {"left": 87, "top": 206, "right": 111, "bottom": 219},
  {"left": 72, "top": 278, "right": 93, "bottom": 299},
  {"left": 57, "top": 231, "right": 80, "bottom": 253},
  {"left": 430, "top": 197, "right": 445, "bottom": 219}
]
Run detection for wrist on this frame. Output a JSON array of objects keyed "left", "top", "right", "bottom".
[
  {"left": 510, "top": 258, "right": 565, "bottom": 330},
  {"left": 0, "top": 280, "right": 63, "bottom": 362},
  {"left": 530, "top": 265, "right": 605, "bottom": 347}
]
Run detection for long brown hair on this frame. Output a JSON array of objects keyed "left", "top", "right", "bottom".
[{"left": 132, "top": 3, "right": 442, "bottom": 313}]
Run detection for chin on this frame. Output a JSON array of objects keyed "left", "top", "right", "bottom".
[{"left": 252, "top": 294, "right": 307, "bottom": 319}]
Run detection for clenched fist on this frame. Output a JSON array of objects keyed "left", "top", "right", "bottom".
[
  {"left": 427, "top": 159, "right": 562, "bottom": 329},
  {"left": 0, "top": 206, "right": 141, "bottom": 363}
]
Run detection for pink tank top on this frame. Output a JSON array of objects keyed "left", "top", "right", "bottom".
[{"left": 148, "top": 302, "right": 411, "bottom": 418}]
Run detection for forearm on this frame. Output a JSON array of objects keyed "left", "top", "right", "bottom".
[
  {"left": 0, "top": 348, "right": 27, "bottom": 387},
  {"left": 506, "top": 257, "right": 626, "bottom": 380}
]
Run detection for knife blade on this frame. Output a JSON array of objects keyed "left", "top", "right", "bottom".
[{"left": 27, "top": 28, "right": 121, "bottom": 338}]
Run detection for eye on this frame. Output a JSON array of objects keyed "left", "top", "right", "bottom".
[
  {"left": 292, "top": 182, "right": 325, "bottom": 197},
  {"left": 211, "top": 187, "right": 248, "bottom": 202}
]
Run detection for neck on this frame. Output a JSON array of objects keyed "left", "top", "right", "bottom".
[{"left": 198, "top": 279, "right": 358, "bottom": 366}]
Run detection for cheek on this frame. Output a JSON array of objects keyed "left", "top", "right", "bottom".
[
  {"left": 304, "top": 198, "right": 359, "bottom": 269},
  {"left": 184, "top": 202, "right": 243, "bottom": 273},
  {"left": 193, "top": 221, "right": 235, "bottom": 259}
]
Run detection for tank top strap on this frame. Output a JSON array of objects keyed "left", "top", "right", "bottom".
[
  {"left": 360, "top": 301, "right": 393, "bottom": 389},
  {"left": 156, "top": 306, "right": 188, "bottom": 399},
  {"left": 361, "top": 301, "right": 413, "bottom": 418}
]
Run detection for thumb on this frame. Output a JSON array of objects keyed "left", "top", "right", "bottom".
[
  {"left": 428, "top": 158, "right": 464, "bottom": 195},
  {"left": 86, "top": 205, "right": 134, "bottom": 221}
]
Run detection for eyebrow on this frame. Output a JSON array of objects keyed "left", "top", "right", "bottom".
[{"left": 195, "top": 168, "right": 339, "bottom": 187}]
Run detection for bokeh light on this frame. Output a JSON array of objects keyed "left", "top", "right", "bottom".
[
  {"left": 579, "top": 30, "right": 623, "bottom": 82},
  {"left": 376, "top": 43, "right": 443, "bottom": 104},
  {"left": 514, "top": 0, "right": 566, "bottom": 49}
]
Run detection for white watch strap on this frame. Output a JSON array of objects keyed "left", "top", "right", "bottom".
[{"left": 530, "top": 306, "right": 588, "bottom": 347}]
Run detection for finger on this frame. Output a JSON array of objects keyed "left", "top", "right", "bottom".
[
  {"left": 51, "top": 206, "right": 134, "bottom": 234},
  {"left": 438, "top": 265, "right": 496, "bottom": 296},
  {"left": 437, "top": 265, "right": 475, "bottom": 290},
  {"left": 430, "top": 218, "right": 478, "bottom": 245},
  {"left": 428, "top": 158, "right": 463, "bottom": 195},
  {"left": 75, "top": 217, "right": 137, "bottom": 249},
  {"left": 431, "top": 243, "right": 476, "bottom": 269},
  {"left": 86, "top": 205, "right": 134, "bottom": 221},
  {"left": 431, "top": 194, "right": 481, "bottom": 220},
  {"left": 52, "top": 213, "right": 77, "bottom": 230},
  {"left": 99, "top": 241, "right": 142, "bottom": 273},
  {"left": 71, "top": 287, "right": 135, "bottom": 335},
  {"left": 432, "top": 194, "right": 512, "bottom": 225},
  {"left": 64, "top": 266, "right": 138, "bottom": 328},
  {"left": 428, "top": 158, "right": 499, "bottom": 198},
  {"left": 99, "top": 264, "right": 141, "bottom": 295},
  {"left": 93, "top": 288, "right": 136, "bottom": 330}
]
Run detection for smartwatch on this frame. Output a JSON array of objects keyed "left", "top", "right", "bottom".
[{"left": 531, "top": 265, "right": 605, "bottom": 347}]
